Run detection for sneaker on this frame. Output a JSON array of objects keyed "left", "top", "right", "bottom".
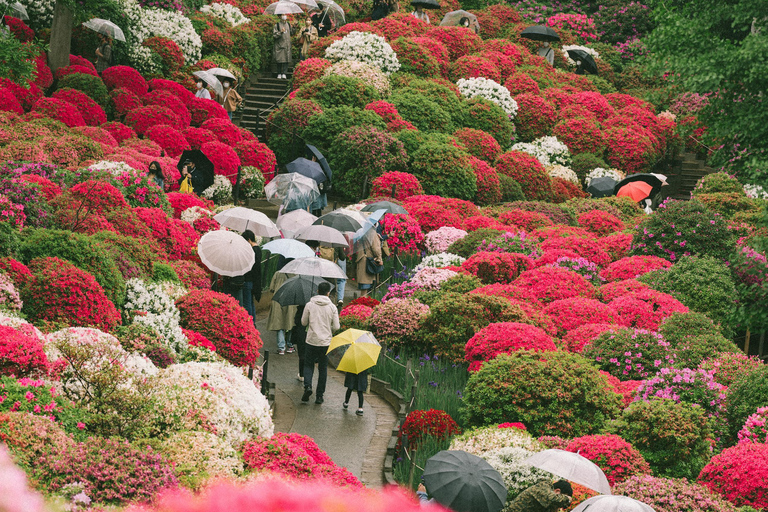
[
  {"left": 337, "top": 300, "right": 344, "bottom": 308},
  {"left": 343, "top": 402, "right": 348, "bottom": 409},
  {"left": 278, "top": 349, "right": 285, "bottom": 355},
  {"left": 297, "top": 373, "right": 304, "bottom": 382},
  {"left": 356, "top": 408, "right": 364, "bottom": 416},
  {"left": 315, "top": 396, "right": 324, "bottom": 405},
  {"left": 301, "top": 388, "right": 312, "bottom": 402},
  {"left": 286, "top": 346, "right": 295, "bottom": 354}
]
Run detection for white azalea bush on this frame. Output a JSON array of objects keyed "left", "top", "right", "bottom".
[
  {"left": 123, "top": 279, "right": 188, "bottom": 354},
  {"left": 325, "top": 31, "right": 400, "bottom": 76},
  {"left": 457, "top": 77, "right": 518, "bottom": 119},
  {"left": 585, "top": 167, "right": 625, "bottom": 186},
  {"left": 200, "top": 2, "right": 250, "bottom": 27},
  {"left": 413, "top": 252, "right": 466, "bottom": 272},
  {"left": 202, "top": 175, "right": 233, "bottom": 203},
  {"left": 180, "top": 206, "right": 213, "bottom": 225},
  {"left": 512, "top": 136, "right": 571, "bottom": 167},
  {"left": 120, "top": 0, "right": 202, "bottom": 64},
  {"left": 324, "top": 60, "right": 391, "bottom": 96},
  {"left": 486, "top": 446, "right": 554, "bottom": 503},
  {"left": 88, "top": 160, "right": 140, "bottom": 176},
  {"left": 744, "top": 183, "right": 768, "bottom": 199},
  {"left": 562, "top": 44, "right": 600, "bottom": 67},
  {"left": 239, "top": 166, "right": 266, "bottom": 198},
  {"left": 15, "top": 0, "right": 55, "bottom": 29},
  {"left": 127, "top": 45, "right": 163, "bottom": 75},
  {"left": 547, "top": 164, "right": 579, "bottom": 184}
]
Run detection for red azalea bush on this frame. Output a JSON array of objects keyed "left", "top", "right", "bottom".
[
  {"left": 543, "top": 298, "right": 624, "bottom": 335},
  {"left": 405, "top": 201, "right": 463, "bottom": 233},
  {"left": 389, "top": 37, "right": 441, "bottom": 78},
  {"left": 0, "top": 87, "right": 24, "bottom": 115},
  {"left": 339, "top": 304, "right": 374, "bottom": 322},
  {"left": 19, "top": 174, "right": 62, "bottom": 201},
  {"left": 552, "top": 177, "right": 589, "bottom": 203},
  {"left": 101, "top": 121, "right": 137, "bottom": 144},
  {"left": 4, "top": 16, "right": 33, "bottom": 42},
  {"left": 449, "top": 55, "right": 501, "bottom": 82},
  {"left": 600, "top": 256, "right": 672, "bottom": 282},
  {"left": 370, "top": 18, "right": 414, "bottom": 40},
  {"left": 125, "top": 105, "right": 183, "bottom": 136},
  {"left": 148, "top": 78, "right": 195, "bottom": 106},
  {"left": 176, "top": 289, "right": 262, "bottom": 366},
  {"left": 505, "top": 73, "right": 541, "bottom": 96},
  {"left": 424, "top": 26, "right": 483, "bottom": 60},
  {"left": 200, "top": 117, "right": 243, "bottom": 146},
  {"left": 465, "top": 322, "right": 557, "bottom": 372},
  {"left": 188, "top": 97, "right": 229, "bottom": 126},
  {"left": 55, "top": 65, "right": 98, "bottom": 79},
  {"left": 370, "top": 171, "right": 423, "bottom": 201},
  {"left": 462, "top": 215, "right": 507, "bottom": 232},
  {"left": 133, "top": 207, "right": 198, "bottom": 259},
  {"left": 513, "top": 266, "right": 596, "bottom": 303},
  {"left": 201, "top": 141, "right": 241, "bottom": 184},
  {"left": 698, "top": 442, "right": 768, "bottom": 509},
  {"left": 167, "top": 193, "right": 214, "bottom": 219},
  {"left": 102, "top": 66, "right": 149, "bottom": 96},
  {"left": 562, "top": 323, "right": 620, "bottom": 353},
  {"left": 494, "top": 151, "right": 552, "bottom": 201},
  {"left": 52, "top": 88, "right": 107, "bottom": 127},
  {"left": 143, "top": 90, "right": 192, "bottom": 128},
  {"left": 0, "top": 258, "right": 32, "bottom": 289},
  {"left": 468, "top": 157, "right": 502, "bottom": 206},
  {"left": 601, "top": 372, "right": 643, "bottom": 408},
  {"left": 540, "top": 237, "right": 611, "bottom": 267},
  {"left": 699, "top": 352, "right": 764, "bottom": 388},
  {"left": 603, "top": 125, "right": 658, "bottom": 174},
  {"left": 0, "top": 325, "right": 49, "bottom": 378},
  {"left": 168, "top": 260, "right": 210, "bottom": 289},
  {"left": 235, "top": 140, "right": 277, "bottom": 181},
  {"left": 31, "top": 97, "right": 85, "bottom": 127},
  {"left": 578, "top": 210, "right": 625, "bottom": 236},
  {"left": 182, "top": 328, "right": 216, "bottom": 352},
  {"left": 22, "top": 257, "right": 121, "bottom": 331},
  {"left": 380, "top": 214, "right": 425, "bottom": 252},
  {"left": 478, "top": 50, "right": 515, "bottom": 76},
  {"left": 72, "top": 126, "right": 119, "bottom": 152},
  {"left": 453, "top": 128, "right": 501, "bottom": 164},
  {"left": 598, "top": 232, "right": 633, "bottom": 261},
  {"left": 566, "top": 434, "right": 651, "bottom": 485},
  {"left": 610, "top": 289, "right": 688, "bottom": 331},
  {"left": 598, "top": 279, "right": 650, "bottom": 301},
  {"left": 569, "top": 91, "right": 614, "bottom": 120},
  {"left": 142, "top": 37, "right": 184, "bottom": 72},
  {"left": 0, "top": 78, "right": 42, "bottom": 111},
  {"left": 553, "top": 117, "right": 607, "bottom": 156},
  {"left": 182, "top": 126, "right": 216, "bottom": 150},
  {"left": 33, "top": 53, "right": 53, "bottom": 90},
  {"left": 398, "top": 409, "right": 462, "bottom": 451},
  {"left": 292, "top": 58, "right": 333, "bottom": 90},
  {"left": 144, "top": 125, "right": 190, "bottom": 158},
  {"left": 461, "top": 251, "right": 533, "bottom": 284},
  {"left": 64, "top": 179, "right": 129, "bottom": 214},
  {"left": 122, "top": 137, "right": 162, "bottom": 157},
  {"left": 514, "top": 94, "right": 557, "bottom": 142},
  {"left": 498, "top": 209, "right": 553, "bottom": 231},
  {"left": 364, "top": 100, "right": 416, "bottom": 133}
]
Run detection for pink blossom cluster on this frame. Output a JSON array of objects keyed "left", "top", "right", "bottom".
[
  {"left": 425, "top": 226, "right": 467, "bottom": 254},
  {"left": 738, "top": 406, "right": 768, "bottom": 444},
  {"left": 635, "top": 367, "right": 727, "bottom": 419}
]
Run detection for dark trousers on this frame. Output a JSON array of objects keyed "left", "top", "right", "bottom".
[
  {"left": 345, "top": 388, "right": 364, "bottom": 408},
  {"left": 228, "top": 287, "right": 243, "bottom": 306},
  {"left": 295, "top": 334, "right": 306, "bottom": 376},
  {"left": 242, "top": 281, "right": 255, "bottom": 321},
  {"left": 303, "top": 344, "right": 328, "bottom": 397},
  {"left": 277, "top": 62, "right": 288, "bottom": 74}
]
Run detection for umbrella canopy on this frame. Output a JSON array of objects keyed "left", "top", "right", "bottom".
[
  {"left": 366, "top": 208, "right": 387, "bottom": 226},
  {"left": 424, "top": 450, "right": 507, "bottom": 512},
  {"left": 273, "top": 275, "right": 331, "bottom": 307},
  {"left": 1, "top": 1, "right": 28, "bottom": 20},
  {"left": 328, "top": 329, "right": 381, "bottom": 374},
  {"left": 263, "top": 238, "right": 315, "bottom": 259},
  {"left": 265, "top": 173, "right": 320, "bottom": 210},
  {"left": 213, "top": 207, "right": 281, "bottom": 237},
  {"left": 440, "top": 10, "right": 480, "bottom": 33},
  {"left": 525, "top": 449, "right": 612, "bottom": 495},
  {"left": 520, "top": 25, "right": 560, "bottom": 42},
  {"left": 177, "top": 149, "right": 215, "bottom": 193},
  {"left": 313, "top": 212, "right": 362, "bottom": 232},
  {"left": 573, "top": 495, "right": 656, "bottom": 512},
  {"left": 333, "top": 208, "right": 367, "bottom": 226},
  {"left": 616, "top": 181, "right": 654, "bottom": 202},
  {"left": 82, "top": 18, "right": 126, "bottom": 41},
  {"left": 587, "top": 177, "right": 617, "bottom": 198},
  {"left": 276, "top": 209, "right": 317, "bottom": 237},
  {"left": 198, "top": 230, "right": 255, "bottom": 277},
  {"left": 207, "top": 67, "right": 236, "bottom": 80},
  {"left": 305, "top": 144, "right": 332, "bottom": 182},
  {"left": 280, "top": 257, "right": 347, "bottom": 279},
  {"left": 614, "top": 174, "right": 665, "bottom": 198},
  {"left": 412, "top": 0, "right": 440, "bottom": 8},
  {"left": 286, "top": 157, "right": 327, "bottom": 183},
  {"left": 361, "top": 201, "right": 408, "bottom": 215},
  {"left": 193, "top": 70, "right": 223, "bottom": 97},
  {"left": 293, "top": 224, "right": 349, "bottom": 248},
  {"left": 290, "top": 0, "right": 319, "bottom": 7},
  {"left": 316, "top": 0, "right": 346, "bottom": 26},
  {"left": 264, "top": 0, "right": 304, "bottom": 14},
  {"left": 566, "top": 49, "right": 598, "bottom": 74}
]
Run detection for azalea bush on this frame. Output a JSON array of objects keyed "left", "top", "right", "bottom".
[
  {"left": 370, "top": 171, "right": 423, "bottom": 201},
  {"left": 407, "top": 142, "right": 477, "bottom": 200},
  {"left": 324, "top": 31, "right": 400, "bottom": 75},
  {"left": 512, "top": 136, "right": 571, "bottom": 167},
  {"left": 398, "top": 409, "right": 462, "bottom": 451},
  {"left": 700, "top": 352, "right": 763, "bottom": 388},
  {"left": 635, "top": 367, "right": 727, "bottom": 421},
  {"left": 464, "top": 322, "right": 557, "bottom": 372},
  {"left": 513, "top": 266, "right": 596, "bottom": 303},
  {"left": 461, "top": 251, "right": 533, "bottom": 284},
  {"left": 494, "top": 151, "right": 552, "bottom": 202},
  {"left": 565, "top": 434, "right": 651, "bottom": 485},
  {"left": 380, "top": 214, "right": 425, "bottom": 253},
  {"left": 457, "top": 77, "right": 518, "bottom": 119},
  {"left": 614, "top": 475, "right": 739, "bottom": 512},
  {"left": 368, "top": 298, "right": 429, "bottom": 348},
  {"left": 585, "top": 328, "right": 674, "bottom": 380},
  {"left": 600, "top": 255, "right": 671, "bottom": 282},
  {"left": 543, "top": 297, "right": 623, "bottom": 335}
]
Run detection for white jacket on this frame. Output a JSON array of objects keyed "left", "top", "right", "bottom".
[{"left": 301, "top": 295, "right": 340, "bottom": 347}]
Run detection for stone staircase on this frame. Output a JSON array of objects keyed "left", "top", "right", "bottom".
[
  {"left": 666, "top": 151, "right": 715, "bottom": 200},
  {"left": 239, "top": 69, "right": 293, "bottom": 140}
]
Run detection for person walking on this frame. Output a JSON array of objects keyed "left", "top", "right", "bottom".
[
  {"left": 311, "top": 8, "right": 329, "bottom": 37},
  {"left": 355, "top": 231, "right": 383, "bottom": 296},
  {"left": 299, "top": 16, "right": 318, "bottom": 61},
  {"left": 242, "top": 230, "right": 262, "bottom": 323},
  {"left": 223, "top": 273, "right": 245, "bottom": 305},
  {"left": 335, "top": 244, "right": 349, "bottom": 307},
  {"left": 343, "top": 368, "right": 368, "bottom": 415},
  {"left": 301, "top": 281, "right": 339, "bottom": 405},
  {"left": 267, "top": 262, "right": 296, "bottom": 355},
  {"left": 291, "top": 305, "right": 307, "bottom": 382},
  {"left": 218, "top": 79, "right": 243, "bottom": 120},
  {"left": 148, "top": 161, "right": 164, "bottom": 190},
  {"left": 95, "top": 34, "right": 112, "bottom": 74},
  {"left": 273, "top": 15, "right": 294, "bottom": 79},
  {"left": 507, "top": 479, "right": 573, "bottom": 512}
]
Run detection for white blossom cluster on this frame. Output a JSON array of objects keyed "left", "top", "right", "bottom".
[
  {"left": 325, "top": 31, "right": 400, "bottom": 76},
  {"left": 585, "top": 167, "right": 625, "bottom": 186},
  {"left": 88, "top": 160, "right": 140, "bottom": 176},
  {"left": 413, "top": 252, "right": 466, "bottom": 272},
  {"left": 744, "top": 183, "right": 768, "bottom": 200},
  {"left": 119, "top": 0, "right": 202, "bottom": 65},
  {"left": 457, "top": 77, "right": 518, "bottom": 119},
  {"left": 180, "top": 206, "right": 213, "bottom": 225},
  {"left": 123, "top": 279, "right": 188, "bottom": 354},
  {"left": 202, "top": 175, "right": 234, "bottom": 204},
  {"left": 512, "top": 136, "right": 571, "bottom": 167},
  {"left": 562, "top": 44, "right": 600, "bottom": 67},
  {"left": 15, "top": 0, "right": 55, "bottom": 29},
  {"left": 200, "top": 2, "right": 250, "bottom": 27},
  {"left": 546, "top": 164, "right": 579, "bottom": 184},
  {"left": 324, "top": 60, "right": 391, "bottom": 96},
  {"left": 484, "top": 446, "right": 554, "bottom": 501},
  {"left": 239, "top": 166, "right": 266, "bottom": 199},
  {"left": 127, "top": 45, "right": 163, "bottom": 75}
]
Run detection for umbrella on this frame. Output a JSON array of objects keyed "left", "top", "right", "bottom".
[
  {"left": 198, "top": 230, "right": 255, "bottom": 277},
  {"left": 264, "top": 0, "right": 304, "bottom": 15},
  {"left": 280, "top": 257, "right": 347, "bottom": 279},
  {"left": 411, "top": 0, "right": 440, "bottom": 8},
  {"left": 440, "top": 10, "right": 480, "bottom": 33},
  {"left": 614, "top": 173, "right": 665, "bottom": 198},
  {"left": 207, "top": 67, "right": 236, "bottom": 80},
  {"left": 587, "top": 177, "right": 617, "bottom": 198},
  {"left": 328, "top": 329, "right": 381, "bottom": 374},
  {"left": 315, "top": 0, "right": 346, "bottom": 26},
  {"left": 263, "top": 238, "right": 316, "bottom": 259},
  {"left": 289, "top": 0, "right": 319, "bottom": 7},
  {"left": 573, "top": 495, "right": 656, "bottom": 512},
  {"left": 193, "top": 70, "right": 223, "bottom": 97},
  {"left": 1, "top": 1, "right": 28, "bottom": 20},
  {"left": 286, "top": 157, "right": 327, "bottom": 183},
  {"left": 82, "top": 18, "right": 126, "bottom": 42},
  {"left": 305, "top": 144, "right": 332, "bottom": 183},
  {"left": 293, "top": 224, "right": 349, "bottom": 248},
  {"left": 566, "top": 49, "right": 598, "bottom": 75},
  {"left": 313, "top": 212, "right": 362, "bottom": 232},
  {"left": 423, "top": 450, "right": 508, "bottom": 512},
  {"left": 616, "top": 181, "right": 654, "bottom": 202},
  {"left": 177, "top": 149, "right": 215, "bottom": 193},
  {"left": 520, "top": 25, "right": 560, "bottom": 42},
  {"left": 213, "top": 207, "right": 281, "bottom": 237},
  {"left": 361, "top": 201, "right": 408, "bottom": 215},
  {"left": 334, "top": 208, "right": 367, "bottom": 226},
  {"left": 265, "top": 173, "right": 320, "bottom": 210},
  {"left": 365, "top": 208, "right": 387, "bottom": 226},
  {"left": 525, "top": 449, "right": 612, "bottom": 495},
  {"left": 276, "top": 209, "right": 317, "bottom": 237},
  {"left": 273, "top": 275, "right": 331, "bottom": 306}
]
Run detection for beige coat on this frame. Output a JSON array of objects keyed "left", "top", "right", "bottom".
[
  {"left": 267, "top": 272, "right": 296, "bottom": 331},
  {"left": 301, "top": 294, "right": 340, "bottom": 346},
  {"left": 355, "top": 234, "right": 383, "bottom": 286},
  {"left": 218, "top": 87, "right": 243, "bottom": 113},
  {"left": 272, "top": 21, "right": 293, "bottom": 64},
  {"left": 299, "top": 24, "right": 318, "bottom": 58}
]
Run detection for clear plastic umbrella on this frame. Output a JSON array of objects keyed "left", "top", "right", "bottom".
[
  {"left": 82, "top": 18, "right": 126, "bottom": 42},
  {"left": 193, "top": 70, "right": 223, "bottom": 97},
  {"left": 264, "top": 1, "right": 305, "bottom": 15},
  {"left": 276, "top": 209, "right": 317, "bottom": 237},
  {"left": 198, "top": 230, "right": 255, "bottom": 277},
  {"left": 333, "top": 208, "right": 367, "bottom": 227},
  {"left": 265, "top": 173, "right": 320, "bottom": 211},
  {"left": 213, "top": 207, "right": 281, "bottom": 237},
  {"left": 316, "top": 0, "right": 345, "bottom": 26},
  {"left": 440, "top": 10, "right": 480, "bottom": 34},
  {"left": 525, "top": 450, "right": 612, "bottom": 495},
  {"left": 280, "top": 257, "right": 347, "bottom": 279},
  {"left": 293, "top": 224, "right": 348, "bottom": 248},
  {"left": 207, "top": 67, "right": 236, "bottom": 80},
  {"left": 572, "top": 495, "right": 655, "bottom": 512},
  {"left": 289, "top": 0, "right": 319, "bottom": 8},
  {"left": 1, "top": 1, "right": 28, "bottom": 20}
]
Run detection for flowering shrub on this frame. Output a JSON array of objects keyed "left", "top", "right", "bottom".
[
  {"left": 380, "top": 214, "right": 425, "bottom": 253},
  {"left": 414, "top": 252, "right": 466, "bottom": 272},
  {"left": 585, "top": 167, "right": 624, "bottom": 187},
  {"left": 102, "top": 121, "right": 137, "bottom": 144},
  {"left": 565, "top": 434, "right": 650, "bottom": 485},
  {"left": 546, "top": 256, "right": 603, "bottom": 286},
  {"left": 577, "top": 210, "right": 624, "bottom": 237},
  {"left": 540, "top": 236, "right": 611, "bottom": 267},
  {"left": 586, "top": 328, "right": 674, "bottom": 380},
  {"left": 167, "top": 192, "right": 214, "bottom": 219},
  {"left": 699, "top": 442, "right": 768, "bottom": 508},
  {"left": 125, "top": 105, "right": 183, "bottom": 136},
  {"left": 123, "top": 279, "right": 187, "bottom": 354},
  {"left": 461, "top": 251, "right": 533, "bottom": 284},
  {"left": 614, "top": 475, "right": 738, "bottom": 512},
  {"left": 600, "top": 255, "right": 671, "bottom": 282},
  {"left": 468, "top": 157, "right": 502, "bottom": 206},
  {"left": 201, "top": 141, "right": 241, "bottom": 184},
  {"left": 494, "top": 151, "right": 552, "bottom": 201},
  {"left": 424, "top": 227, "right": 467, "bottom": 254},
  {"left": 636, "top": 367, "right": 726, "bottom": 420},
  {"left": 370, "top": 172, "right": 423, "bottom": 201},
  {"left": 143, "top": 125, "right": 189, "bottom": 159},
  {"left": 512, "top": 136, "right": 572, "bottom": 167},
  {"left": 453, "top": 128, "right": 501, "bottom": 164},
  {"left": 449, "top": 55, "right": 501, "bottom": 83},
  {"left": 324, "top": 31, "right": 400, "bottom": 75},
  {"left": 398, "top": 409, "right": 462, "bottom": 451},
  {"left": 31, "top": 97, "right": 85, "bottom": 127},
  {"left": 700, "top": 352, "right": 763, "bottom": 388},
  {"left": 176, "top": 289, "right": 261, "bottom": 366},
  {"left": 514, "top": 266, "right": 596, "bottom": 303},
  {"left": 389, "top": 37, "right": 440, "bottom": 78},
  {"left": 543, "top": 298, "right": 622, "bottom": 335},
  {"left": 364, "top": 100, "right": 416, "bottom": 133},
  {"left": 51, "top": 88, "right": 106, "bottom": 127},
  {"left": 133, "top": 207, "right": 198, "bottom": 259},
  {"left": 562, "top": 323, "right": 620, "bottom": 353},
  {"left": 465, "top": 322, "right": 556, "bottom": 372},
  {"left": 159, "top": 430, "right": 242, "bottom": 489},
  {"left": 457, "top": 77, "right": 518, "bottom": 119},
  {"left": 368, "top": 298, "right": 429, "bottom": 348},
  {"left": 292, "top": 58, "right": 332, "bottom": 90},
  {"left": 548, "top": 13, "right": 598, "bottom": 42},
  {"left": 738, "top": 406, "right": 768, "bottom": 444},
  {"left": 513, "top": 94, "right": 558, "bottom": 142},
  {"left": 102, "top": 66, "right": 149, "bottom": 97},
  {"left": 463, "top": 97, "right": 516, "bottom": 148},
  {"left": 324, "top": 60, "right": 390, "bottom": 96},
  {"left": 609, "top": 288, "right": 689, "bottom": 331},
  {"left": 603, "top": 125, "right": 658, "bottom": 175},
  {"left": 407, "top": 142, "right": 477, "bottom": 200},
  {"left": 424, "top": 26, "right": 482, "bottom": 60},
  {"left": 0, "top": 323, "right": 49, "bottom": 377},
  {"left": 553, "top": 117, "right": 607, "bottom": 156},
  {"left": 167, "top": 260, "right": 210, "bottom": 290}
]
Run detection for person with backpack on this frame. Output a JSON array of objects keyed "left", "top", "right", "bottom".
[{"left": 300, "top": 281, "right": 340, "bottom": 405}]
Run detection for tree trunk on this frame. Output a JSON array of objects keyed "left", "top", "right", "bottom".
[{"left": 48, "top": 0, "right": 73, "bottom": 73}]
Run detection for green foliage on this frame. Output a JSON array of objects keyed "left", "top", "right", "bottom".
[
  {"left": 725, "top": 364, "right": 768, "bottom": 445},
  {"left": 600, "top": 196, "right": 644, "bottom": 223},
  {"left": 390, "top": 91, "right": 454, "bottom": 133},
  {"left": 587, "top": 75, "right": 617, "bottom": 94},
  {"left": 658, "top": 312, "right": 738, "bottom": 369},
  {"left": 409, "top": 143, "right": 477, "bottom": 200},
  {"left": 152, "top": 262, "right": 181, "bottom": 283},
  {"left": 609, "top": 398, "right": 712, "bottom": 479},
  {"left": 297, "top": 75, "right": 381, "bottom": 109},
  {"left": 400, "top": 79, "right": 465, "bottom": 124},
  {"left": 92, "top": 231, "right": 160, "bottom": 279},
  {"left": 57, "top": 72, "right": 110, "bottom": 108},
  {"left": 396, "top": 130, "right": 462, "bottom": 159},
  {"left": 0, "top": 223, "right": 20, "bottom": 258},
  {"left": 694, "top": 172, "right": 744, "bottom": 194},
  {"left": 572, "top": 153, "right": 609, "bottom": 184},
  {"left": 301, "top": 106, "right": 385, "bottom": 151},
  {"left": 0, "top": 37, "right": 38, "bottom": 87},
  {"left": 497, "top": 174, "right": 526, "bottom": 202},
  {"left": 447, "top": 228, "right": 504, "bottom": 258},
  {"left": 413, "top": 274, "right": 483, "bottom": 306},
  {"left": 462, "top": 351, "right": 622, "bottom": 437},
  {"left": 461, "top": 98, "right": 515, "bottom": 148},
  {"left": 692, "top": 193, "right": 760, "bottom": 219}
]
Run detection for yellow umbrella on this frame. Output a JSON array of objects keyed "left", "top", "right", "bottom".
[{"left": 328, "top": 329, "right": 381, "bottom": 374}]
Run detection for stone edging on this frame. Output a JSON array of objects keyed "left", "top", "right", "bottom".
[{"left": 370, "top": 376, "right": 407, "bottom": 486}]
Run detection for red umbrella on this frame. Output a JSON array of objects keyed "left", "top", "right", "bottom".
[{"left": 617, "top": 181, "right": 653, "bottom": 202}]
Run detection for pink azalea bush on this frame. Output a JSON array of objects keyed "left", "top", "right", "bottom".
[{"left": 738, "top": 406, "right": 768, "bottom": 444}]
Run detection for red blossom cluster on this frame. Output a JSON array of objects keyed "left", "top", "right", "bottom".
[
  {"left": 380, "top": 213, "right": 425, "bottom": 252},
  {"left": 600, "top": 256, "right": 671, "bottom": 282},
  {"left": 566, "top": 434, "right": 651, "bottom": 485},
  {"left": 397, "top": 409, "right": 462, "bottom": 451},
  {"left": 543, "top": 298, "right": 624, "bottom": 335},
  {"left": 371, "top": 171, "right": 423, "bottom": 200},
  {"left": 365, "top": 101, "right": 417, "bottom": 133},
  {"left": 462, "top": 251, "right": 533, "bottom": 284},
  {"left": 465, "top": 322, "right": 556, "bottom": 372}
]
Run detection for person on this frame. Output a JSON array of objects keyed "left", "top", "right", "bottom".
[
  {"left": 335, "top": 244, "right": 349, "bottom": 307},
  {"left": 575, "top": 60, "right": 586, "bottom": 75},
  {"left": 299, "top": 17, "right": 318, "bottom": 61},
  {"left": 343, "top": 368, "right": 368, "bottom": 416},
  {"left": 311, "top": 9, "right": 329, "bottom": 38},
  {"left": 291, "top": 305, "right": 307, "bottom": 381},
  {"left": 148, "top": 161, "right": 164, "bottom": 190},
  {"left": 242, "top": 230, "right": 262, "bottom": 323},
  {"left": 507, "top": 479, "right": 573, "bottom": 512},
  {"left": 95, "top": 34, "right": 112, "bottom": 74},
  {"left": 537, "top": 41, "right": 554, "bottom": 66},
  {"left": 371, "top": 0, "right": 389, "bottom": 20},
  {"left": 223, "top": 273, "right": 245, "bottom": 305},
  {"left": 195, "top": 78, "right": 212, "bottom": 99},
  {"left": 178, "top": 159, "right": 206, "bottom": 195},
  {"left": 301, "top": 281, "right": 339, "bottom": 405},
  {"left": 412, "top": 5, "right": 429, "bottom": 23},
  {"left": 273, "top": 15, "right": 294, "bottom": 79},
  {"left": 355, "top": 230, "right": 383, "bottom": 296},
  {"left": 267, "top": 257, "right": 296, "bottom": 355},
  {"left": 218, "top": 79, "right": 243, "bottom": 121}
]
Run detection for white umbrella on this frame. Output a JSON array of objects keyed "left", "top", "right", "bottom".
[
  {"left": 280, "top": 257, "right": 347, "bottom": 279},
  {"left": 333, "top": 208, "right": 367, "bottom": 227},
  {"left": 264, "top": 1, "right": 305, "bottom": 15},
  {"left": 316, "top": 0, "right": 345, "bottom": 26},
  {"left": 198, "top": 229, "right": 255, "bottom": 277},
  {"left": 207, "top": 67, "right": 236, "bottom": 80},
  {"left": 265, "top": 173, "right": 320, "bottom": 209},
  {"left": 213, "top": 207, "right": 281, "bottom": 238},
  {"left": 193, "top": 70, "right": 223, "bottom": 97},
  {"left": 1, "top": 1, "right": 28, "bottom": 20},
  {"left": 82, "top": 18, "right": 126, "bottom": 42},
  {"left": 293, "top": 224, "right": 348, "bottom": 248},
  {"left": 262, "top": 239, "right": 315, "bottom": 259},
  {"left": 573, "top": 495, "right": 655, "bottom": 512},
  {"left": 525, "top": 450, "right": 612, "bottom": 495},
  {"left": 276, "top": 209, "right": 317, "bottom": 238}
]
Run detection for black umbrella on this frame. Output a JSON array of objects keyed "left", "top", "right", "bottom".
[
  {"left": 361, "top": 201, "right": 408, "bottom": 215},
  {"left": 613, "top": 173, "right": 664, "bottom": 199},
  {"left": 273, "top": 275, "right": 332, "bottom": 307},
  {"left": 587, "top": 177, "right": 617, "bottom": 198},
  {"left": 520, "top": 25, "right": 560, "bottom": 42},
  {"left": 566, "top": 49, "right": 598, "bottom": 75},
  {"left": 177, "top": 149, "right": 214, "bottom": 194},
  {"left": 313, "top": 212, "right": 362, "bottom": 232},
  {"left": 286, "top": 157, "right": 327, "bottom": 183},
  {"left": 424, "top": 450, "right": 507, "bottom": 512},
  {"left": 411, "top": 0, "right": 440, "bottom": 9},
  {"left": 305, "top": 144, "right": 332, "bottom": 182}
]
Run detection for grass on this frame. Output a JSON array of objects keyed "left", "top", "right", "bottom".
[
  {"left": 393, "top": 434, "right": 452, "bottom": 491},
  {"left": 371, "top": 250, "right": 423, "bottom": 301}
]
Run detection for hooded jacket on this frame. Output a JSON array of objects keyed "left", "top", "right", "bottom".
[{"left": 301, "top": 294, "right": 340, "bottom": 347}]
